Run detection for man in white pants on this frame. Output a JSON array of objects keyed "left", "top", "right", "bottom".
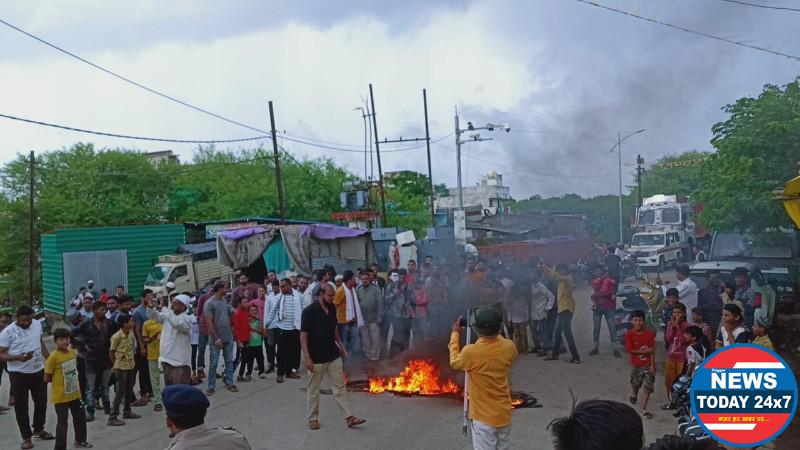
[{"left": 449, "top": 305, "right": 518, "bottom": 450}]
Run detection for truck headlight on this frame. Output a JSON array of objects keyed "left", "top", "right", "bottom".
[
  {"left": 649, "top": 251, "right": 658, "bottom": 256},
  {"left": 777, "top": 286, "right": 785, "bottom": 293},
  {"left": 786, "top": 285, "right": 794, "bottom": 293}
]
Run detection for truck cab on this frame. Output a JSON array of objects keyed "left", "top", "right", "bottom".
[
  {"left": 144, "top": 254, "right": 197, "bottom": 298},
  {"left": 630, "top": 231, "right": 682, "bottom": 271}
]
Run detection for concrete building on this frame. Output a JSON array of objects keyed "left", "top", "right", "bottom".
[
  {"left": 145, "top": 150, "right": 179, "bottom": 165},
  {"left": 435, "top": 171, "right": 511, "bottom": 216}
]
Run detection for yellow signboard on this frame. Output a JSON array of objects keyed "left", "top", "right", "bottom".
[{"left": 782, "top": 176, "right": 800, "bottom": 228}]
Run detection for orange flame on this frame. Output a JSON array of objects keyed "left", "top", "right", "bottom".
[{"left": 368, "top": 359, "right": 460, "bottom": 396}]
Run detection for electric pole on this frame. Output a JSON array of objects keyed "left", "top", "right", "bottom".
[
  {"left": 28, "top": 150, "right": 35, "bottom": 305},
  {"left": 368, "top": 84, "right": 388, "bottom": 226},
  {"left": 268, "top": 101, "right": 286, "bottom": 224},
  {"left": 423, "top": 89, "right": 435, "bottom": 227}
]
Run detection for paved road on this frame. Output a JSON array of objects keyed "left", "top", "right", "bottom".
[{"left": 1, "top": 277, "right": 686, "bottom": 450}]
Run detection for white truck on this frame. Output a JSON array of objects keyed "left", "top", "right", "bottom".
[
  {"left": 144, "top": 242, "right": 235, "bottom": 297},
  {"left": 630, "top": 195, "right": 698, "bottom": 271}
]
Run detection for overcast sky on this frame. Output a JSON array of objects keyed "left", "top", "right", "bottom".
[{"left": 1, "top": 0, "right": 798, "bottom": 198}]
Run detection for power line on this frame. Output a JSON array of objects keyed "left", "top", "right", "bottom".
[
  {"left": 0, "top": 112, "right": 270, "bottom": 144},
  {"left": 720, "top": 0, "right": 800, "bottom": 12},
  {"left": 573, "top": 0, "right": 800, "bottom": 62},
  {"left": 279, "top": 132, "right": 454, "bottom": 153},
  {"left": 0, "top": 17, "right": 448, "bottom": 153},
  {"left": 0, "top": 18, "right": 275, "bottom": 136}
]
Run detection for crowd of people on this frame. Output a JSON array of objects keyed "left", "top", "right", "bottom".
[{"left": 0, "top": 251, "right": 783, "bottom": 449}]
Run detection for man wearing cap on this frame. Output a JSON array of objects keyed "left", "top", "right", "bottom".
[
  {"left": 161, "top": 384, "right": 250, "bottom": 450},
  {"left": 87, "top": 280, "right": 99, "bottom": 303},
  {"left": 148, "top": 294, "right": 193, "bottom": 386},
  {"left": 79, "top": 294, "right": 94, "bottom": 321},
  {"left": 449, "top": 305, "right": 518, "bottom": 450}
]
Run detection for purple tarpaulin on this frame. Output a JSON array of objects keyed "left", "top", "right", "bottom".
[
  {"left": 300, "top": 224, "right": 369, "bottom": 240},
  {"left": 219, "top": 226, "right": 271, "bottom": 241}
]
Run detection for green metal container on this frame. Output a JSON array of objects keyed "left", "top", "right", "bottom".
[{"left": 41, "top": 224, "right": 185, "bottom": 314}]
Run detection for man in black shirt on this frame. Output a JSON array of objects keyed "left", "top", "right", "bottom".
[{"left": 300, "top": 284, "right": 365, "bottom": 431}]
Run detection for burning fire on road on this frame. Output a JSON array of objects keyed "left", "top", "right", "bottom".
[
  {"left": 348, "top": 359, "right": 540, "bottom": 409},
  {"left": 368, "top": 359, "right": 460, "bottom": 396}
]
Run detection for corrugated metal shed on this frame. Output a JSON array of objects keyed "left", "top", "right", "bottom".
[{"left": 41, "top": 224, "right": 185, "bottom": 314}]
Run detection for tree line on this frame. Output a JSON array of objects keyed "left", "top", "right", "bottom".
[{"left": 515, "top": 77, "right": 800, "bottom": 243}]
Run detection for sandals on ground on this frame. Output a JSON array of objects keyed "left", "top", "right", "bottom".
[
  {"left": 21, "top": 440, "right": 33, "bottom": 450},
  {"left": 308, "top": 420, "right": 320, "bottom": 430},
  {"left": 36, "top": 431, "right": 55, "bottom": 440},
  {"left": 642, "top": 411, "right": 653, "bottom": 419},
  {"left": 75, "top": 442, "right": 94, "bottom": 448},
  {"left": 346, "top": 416, "right": 366, "bottom": 428}
]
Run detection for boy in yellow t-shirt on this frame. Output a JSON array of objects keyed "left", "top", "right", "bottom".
[
  {"left": 142, "top": 318, "right": 163, "bottom": 411},
  {"left": 45, "top": 328, "right": 91, "bottom": 449},
  {"left": 752, "top": 316, "right": 775, "bottom": 350},
  {"left": 108, "top": 314, "right": 140, "bottom": 426}
]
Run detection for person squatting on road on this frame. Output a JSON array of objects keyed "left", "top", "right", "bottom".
[
  {"left": 301, "top": 283, "right": 366, "bottom": 431},
  {"left": 449, "top": 305, "right": 518, "bottom": 450}
]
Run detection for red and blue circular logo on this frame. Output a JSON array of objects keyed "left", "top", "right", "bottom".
[{"left": 691, "top": 344, "right": 797, "bottom": 447}]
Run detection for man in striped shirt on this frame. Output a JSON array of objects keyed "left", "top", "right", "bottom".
[{"left": 264, "top": 278, "right": 303, "bottom": 383}]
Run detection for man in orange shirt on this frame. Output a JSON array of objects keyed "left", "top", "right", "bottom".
[
  {"left": 449, "top": 305, "right": 518, "bottom": 450},
  {"left": 333, "top": 270, "right": 363, "bottom": 359}
]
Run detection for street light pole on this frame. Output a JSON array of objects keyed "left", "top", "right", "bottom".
[{"left": 608, "top": 128, "right": 645, "bottom": 244}]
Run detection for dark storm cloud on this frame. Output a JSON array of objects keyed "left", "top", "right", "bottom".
[
  {"left": 2, "top": 0, "right": 469, "bottom": 57},
  {"left": 453, "top": 0, "right": 800, "bottom": 198}
]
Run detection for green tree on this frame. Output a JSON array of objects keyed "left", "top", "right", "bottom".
[
  {"left": 383, "top": 170, "right": 433, "bottom": 235},
  {"left": 167, "top": 146, "right": 353, "bottom": 223},
  {"left": 638, "top": 151, "right": 710, "bottom": 198},
  {"left": 0, "top": 143, "right": 174, "bottom": 303},
  {"left": 695, "top": 79, "right": 800, "bottom": 232}
]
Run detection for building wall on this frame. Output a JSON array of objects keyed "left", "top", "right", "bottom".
[
  {"left": 435, "top": 181, "right": 511, "bottom": 214},
  {"left": 41, "top": 224, "right": 185, "bottom": 314}
]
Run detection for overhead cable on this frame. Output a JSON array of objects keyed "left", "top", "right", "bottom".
[
  {"left": 0, "top": 112, "right": 270, "bottom": 144},
  {"left": 573, "top": 0, "right": 800, "bottom": 62},
  {"left": 0, "top": 18, "right": 276, "bottom": 135},
  {"left": 720, "top": 0, "right": 800, "bottom": 12}
]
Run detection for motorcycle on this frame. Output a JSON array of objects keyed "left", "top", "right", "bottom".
[
  {"left": 669, "top": 374, "right": 712, "bottom": 442},
  {"left": 614, "top": 285, "right": 651, "bottom": 345},
  {"left": 620, "top": 254, "right": 643, "bottom": 281}
]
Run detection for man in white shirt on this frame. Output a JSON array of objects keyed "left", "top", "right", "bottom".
[
  {"left": 676, "top": 264, "right": 699, "bottom": 325},
  {"left": 149, "top": 294, "right": 193, "bottom": 385},
  {"left": 0, "top": 305, "right": 54, "bottom": 448}
]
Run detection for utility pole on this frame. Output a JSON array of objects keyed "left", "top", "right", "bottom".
[
  {"left": 423, "top": 89, "right": 435, "bottom": 227},
  {"left": 454, "top": 109, "right": 464, "bottom": 209},
  {"left": 636, "top": 154, "right": 645, "bottom": 206},
  {"left": 368, "top": 84, "right": 388, "bottom": 226},
  {"left": 268, "top": 101, "right": 286, "bottom": 224},
  {"left": 28, "top": 151, "right": 35, "bottom": 305},
  {"left": 618, "top": 131, "right": 623, "bottom": 245}
]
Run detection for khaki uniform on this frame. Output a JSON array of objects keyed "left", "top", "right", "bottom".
[{"left": 164, "top": 424, "right": 250, "bottom": 450}]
